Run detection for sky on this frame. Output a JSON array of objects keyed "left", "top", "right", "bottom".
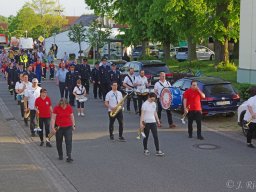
[{"left": 0, "top": 0, "right": 93, "bottom": 17}]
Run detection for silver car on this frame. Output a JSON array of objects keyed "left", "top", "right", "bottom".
[{"left": 176, "top": 46, "right": 215, "bottom": 61}]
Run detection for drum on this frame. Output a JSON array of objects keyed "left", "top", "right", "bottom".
[
  {"left": 77, "top": 96, "right": 88, "bottom": 102},
  {"left": 135, "top": 88, "right": 149, "bottom": 96},
  {"left": 160, "top": 88, "right": 172, "bottom": 110},
  {"left": 170, "top": 87, "right": 182, "bottom": 110}
]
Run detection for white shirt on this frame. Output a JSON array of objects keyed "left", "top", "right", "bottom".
[
  {"left": 123, "top": 74, "right": 136, "bottom": 91},
  {"left": 73, "top": 85, "right": 86, "bottom": 100},
  {"left": 154, "top": 80, "right": 171, "bottom": 98},
  {"left": 244, "top": 96, "right": 256, "bottom": 123},
  {"left": 105, "top": 90, "right": 123, "bottom": 112},
  {"left": 15, "top": 81, "right": 32, "bottom": 95},
  {"left": 142, "top": 100, "right": 157, "bottom": 123},
  {"left": 135, "top": 76, "right": 148, "bottom": 91},
  {"left": 24, "top": 86, "right": 42, "bottom": 110}
]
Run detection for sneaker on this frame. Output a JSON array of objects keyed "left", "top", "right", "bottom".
[
  {"left": 247, "top": 143, "right": 255, "bottom": 148},
  {"left": 197, "top": 136, "right": 204, "bottom": 140},
  {"left": 144, "top": 149, "right": 150, "bottom": 156},
  {"left": 66, "top": 157, "right": 74, "bottom": 163},
  {"left": 46, "top": 142, "right": 52, "bottom": 147},
  {"left": 78, "top": 113, "right": 81, "bottom": 116},
  {"left": 156, "top": 150, "right": 165, "bottom": 156},
  {"left": 110, "top": 135, "right": 114, "bottom": 141},
  {"left": 58, "top": 156, "right": 63, "bottom": 160},
  {"left": 81, "top": 112, "right": 85, "bottom": 116},
  {"left": 141, "top": 132, "right": 146, "bottom": 138},
  {"left": 40, "top": 141, "right": 44, "bottom": 146},
  {"left": 118, "top": 137, "right": 126, "bottom": 142}
]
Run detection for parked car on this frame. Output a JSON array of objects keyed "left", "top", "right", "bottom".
[
  {"left": 132, "top": 46, "right": 143, "bottom": 59},
  {"left": 176, "top": 46, "right": 215, "bottom": 61},
  {"left": 108, "top": 60, "right": 127, "bottom": 70},
  {"left": 158, "top": 47, "right": 179, "bottom": 59},
  {"left": 120, "top": 60, "right": 173, "bottom": 85},
  {"left": 172, "top": 76, "right": 240, "bottom": 116},
  {"left": 237, "top": 100, "right": 249, "bottom": 136}
]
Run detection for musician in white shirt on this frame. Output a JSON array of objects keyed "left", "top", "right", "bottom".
[
  {"left": 134, "top": 70, "right": 149, "bottom": 115},
  {"left": 123, "top": 67, "right": 138, "bottom": 113},
  {"left": 105, "top": 81, "right": 126, "bottom": 141},
  {"left": 73, "top": 79, "right": 87, "bottom": 117},
  {"left": 154, "top": 72, "right": 176, "bottom": 128}
]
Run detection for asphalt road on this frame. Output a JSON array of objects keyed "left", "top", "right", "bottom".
[{"left": 0, "top": 79, "right": 256, "bottom": 192}]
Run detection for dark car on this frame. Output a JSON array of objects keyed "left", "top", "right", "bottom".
[
  {"left": 108, "top": 60, "right": 127, "bottom": 70},
  {"left": 172, "top": 76, "right": 240, "bottom": 116},
  {"left": 120, "top": 60, "right": 173, "bottom": 85}
]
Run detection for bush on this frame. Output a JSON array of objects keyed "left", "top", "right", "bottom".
[
  {"left": 237, "top": 84, "right": 256, "bottom": 100},
  {"left": 216, "top": 62, "right": 237, "bottom": 72},
  {"left": 137, "top": 55, "right": 158, "bottom": 60}
]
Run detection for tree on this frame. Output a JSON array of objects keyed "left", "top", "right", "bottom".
[
  {"left": 68, "top": 24, "right": 87, "bottom": 57},
  {"left": 86, "top": 20, "right": 111, "bottom": 59},
  {"left": 25, "top": 0, "right": 56, "bottom": 17},
  {"left": 0, "top": 15, "right": 8, "bottom": 23}
]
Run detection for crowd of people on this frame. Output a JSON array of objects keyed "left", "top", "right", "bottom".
[{"left": 1, "top": 46, "right": 255, "bottom": 163}]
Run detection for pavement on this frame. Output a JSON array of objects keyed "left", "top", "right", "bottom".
[{"left": 1, "top": 78, "right": 256, "bottom": 192}]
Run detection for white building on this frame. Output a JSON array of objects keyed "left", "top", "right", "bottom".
[{"left": 237, "top": 0, "right": 256, "bottom": 84}]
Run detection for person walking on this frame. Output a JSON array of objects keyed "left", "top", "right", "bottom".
[
  {"left": 56, "top": 62, "right": 69, "bottom": 99},
  {"left": 183, "top": 80, "right": 205, "bottom": 140},
  {"left": 35, "top": 88, "right": 53, "bottom": 147},
  {"left": 99, "top": 57, "right": 111, "bottom": 101},
  {"left": 140, "top": 92, "right": 164, "bottom": 156},
  {"left": 91, "top": 61, "right": 102, "bottom": 99},
  {"left": 50, "top": 98, "right": 76, "bottom": 162},
  {"left": 73, "top": 79, "right": 87, "bottom": 116}
]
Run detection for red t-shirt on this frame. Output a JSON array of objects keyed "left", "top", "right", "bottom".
[
  {"left": 183, "top": 88, "right": 202, "bottom": 111},
  {"left": 35, "top": 96, "right": 52, "bottom": 118},
  {"left": 53, "top": 105, "right": 73, "bottom": 127}
]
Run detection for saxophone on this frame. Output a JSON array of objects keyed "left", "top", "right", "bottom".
[{"left": 110, "top": 94, "right": 129, "bottom": 117}]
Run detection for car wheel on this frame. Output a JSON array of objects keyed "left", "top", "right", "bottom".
[
  {"left": 226, "top": 112, "right": 235, "bottom": 117},
  {"left": 240, "top": 111, "right": 248, "bottom": 137},
  {"left": 210, "top": 54, "right": 214, "bottom": 61}
]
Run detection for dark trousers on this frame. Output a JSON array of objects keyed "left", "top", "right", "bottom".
[
  {"left": 108, "top": 111, "right": 124, "bottom": 137},
  {"left": 101, "top": 83, "right": 109, "bottom": 101},
  {"left": 18, "top": 101, "right": 24, "bottom": 118},
  {"left": 43, "top": 68, "right": 46, "bottom": 79},
  {"left": 76, "top": 101, "right": 84, "bottom": 108},
  {"left": 39, "top": 117, "right": 50, "bottom": 142},
  {"left": 138, "top": 95, "right": 147, "bottom": 114},
  {"left": 143, "top": 123, "right": 160, "bottom": 151},
  {"left": 68, "top": 87, "right": 75, "bottom": 106},
  {"left": 127, "top": 94, "right": 138, "bottom": 111},
  {"left": 247, "top": 122, "right": 256, "bottom": 144},
  {"left": 59, "top": 82, "right": 68, "bottom": 99},
  {"left": 56, "top": 126, "right": 73, "bottom": 158},
  {"left": 187, "top": 111, "right": 202, "bottom": 137},
  {"left": 93, "top": 82, "right": 102, "bottom": 99},
  {"left": 157, "top": 99, "right": 173, "bottom": 125},
  {"left": 30, "top": 109, "right": 36, "bottom": 134},
  {"left": 81, "top": 78, "right": 90, "bottom": 94},
  {"left": 50, "top": 69, "right": 54, "bottom": 79},
  {"left": 8, "top": 84, "right": 14, "bottom": 95}
]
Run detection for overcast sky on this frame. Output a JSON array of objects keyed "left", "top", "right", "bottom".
[{"left": 0, "top": 0, "right": 93, "bottom": 17}]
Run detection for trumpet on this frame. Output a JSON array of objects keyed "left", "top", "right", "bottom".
[
  {"left": 34, "top": 110, "right": 42, "bottom": 132},
  {"left": 46, "top": 125, "right": 60, "bottom": 142},
  {"left": 181, "top": 105, "right": 190, "bottom": 124},
  {"left": 245, "top": 118, "right": 253, "bottom": 127}
]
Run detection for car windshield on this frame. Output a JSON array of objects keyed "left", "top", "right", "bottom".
[
  {"left": 177, "top": 47, "right": 188, "bottom": 52},
  {"left": 204, "top": 83, "right": 235, "bottom": 96},
  {"left": 133, "top": 47, "right": 142, "bottom": 52},
  {"left": 143, "top": 65, "right": 169, "bottom": 75}
]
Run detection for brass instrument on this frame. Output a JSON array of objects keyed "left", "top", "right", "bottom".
[
  {"left": 34, "top": 110, "right": 42, "bottom": 132},
  {"left": 110, "top": 92, "right": 133, "bottom": 118},
  {"left": 24, "top": 109, "right": 30, "bottom": 119},
  {"left": 181, "top": 105, "right": 190, "bottom": 124},
  {"left": 46, "top": 126, "right": 60, "bottom": 142},
  {"left": 245, "top": 118, "right": 253, "bottom": 127}
]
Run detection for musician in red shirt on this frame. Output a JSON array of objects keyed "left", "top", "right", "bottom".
[
  {"left": 183, "top": 80, "right": 205, "bottom": 140},
  {"left": 35, "top": 88, "right": 53, "bottom": 147},
  {"left": 51, "top": 98, "right": 76, "bottom": 162}
]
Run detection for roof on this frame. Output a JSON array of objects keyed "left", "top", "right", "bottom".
[
  {"left": 184, "top": 76, "right": 230, "bottom": 85},
  {"left": 72, "top": 15, "right": 98, "bottom": 27},
  {"left": 65, "top": 16, "right": 80, "bottom": 26},
  {"left": 0, "top": 23, "right": 8, "bottom": 30}
]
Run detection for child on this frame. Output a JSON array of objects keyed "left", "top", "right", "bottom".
[
  {"left": 49, "top": 61, "right": 55, "bottom": 80},
  {"left": 73, "top": 79, "right": 87, "bottom": 116}
]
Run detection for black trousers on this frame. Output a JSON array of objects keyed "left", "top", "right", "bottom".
[
  {"left": 76, "top": 101, "right": 84, "bottom": 108},
  {"left": 81, "top": 78, "right": 90, "bottom": 94},
  {"left": 126, "top": 94, "right": 138, "bottom": 111},
  {"left": 157, "top": 99, "right": 173, "bottom": 125},
  {"left": 50, "top": 69, "right": 54, "bottom": 79},
  {"left": 18, "top": 101, "right": 24, "bottom": 118},
  {"left": 56, "top": 126, "right": 73, "bottom": 158},
  {"left": 138, "top": 95, "right": 147, "bottom": 114},
  {"left": 247, "top": 122, "right": 256, "bottom": 144},
  {"left": 30, "top": 109, "right": 36, "bottom": 134},
  {"left": 68, "top": 87, "right": 75, "bottom": 106},
  {"left": 108, "top": 111, "right": 124, "bottom": 137},
  {"left": 93, "top": 82, "right": 102, "bottom": 99},
  {"left": 101, "top": 83, "right": 109, "bottom": 101},
  {"left": 143, "top": 123, "right": 160, "bottom": 151},
  {"left": 59, "top": 82, "right": 68, "bottom": 99},
  {"left": 187, "top": 111, "right": 202, "bottom": 137},
  {"left": 43, "top": 68, "right": 46, "bottom": 79},
  {"left": 39, "top": 117, "right": 50, "bottom": 142}
]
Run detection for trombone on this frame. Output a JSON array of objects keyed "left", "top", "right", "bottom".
[{"left": 181, "top": 105, "right": 190, "bottom": 124}]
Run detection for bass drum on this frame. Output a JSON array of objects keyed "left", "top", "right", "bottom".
[{"left": 170, "top": 87, "right": 182, "bottom": 110}]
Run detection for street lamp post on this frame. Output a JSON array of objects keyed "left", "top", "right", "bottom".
[{"left": 25, "top": 30, "right": 28, "bottom": 38}]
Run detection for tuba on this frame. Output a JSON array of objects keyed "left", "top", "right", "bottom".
[{"left": 110, "top": 92, "right": 132, "bottom": 118}]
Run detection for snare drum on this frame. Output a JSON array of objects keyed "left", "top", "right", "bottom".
[
  {"left": 135, "top": 88, "right": 149, "bottom": 96},
  {"left": 77, "top": 95, "right": 88, "bottom": 102}
]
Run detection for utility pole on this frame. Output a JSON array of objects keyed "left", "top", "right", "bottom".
[{"left": 54, "top": 0, "right": 63, "bottom": 15}]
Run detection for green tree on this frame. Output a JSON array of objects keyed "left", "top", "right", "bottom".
[
  {"left": 86, "top": 20, "right": 111, "bottom": 59},
  {"left": 0, "top": 15, "right": 8, "bottom": 23},
  {"left": 25, "top": 0, "right": 56, "bottom": 17},
  {"left": 68, "top": 24, "right": 87, "bottom": 57}
]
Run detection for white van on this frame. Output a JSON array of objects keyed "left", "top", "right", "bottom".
[{"left": 19, "top": 38, "right": 34, "bottom": 49}]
